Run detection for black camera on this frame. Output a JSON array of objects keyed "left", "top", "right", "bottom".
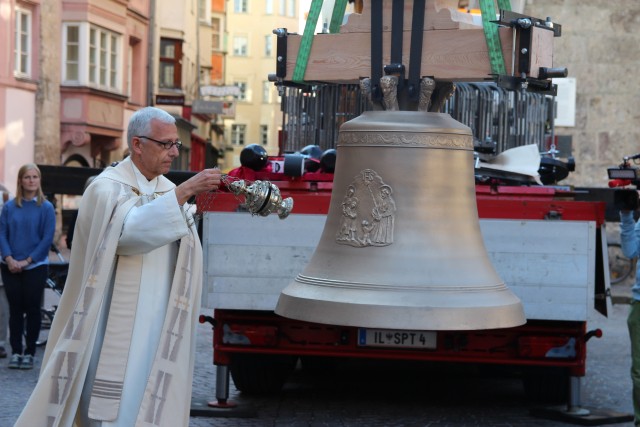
[
  {"left": 608, "top": 153, "right": 640, "bottom": 180},
  {"left": 608, "top": 154, "right": 640, "bottom": 210},
  {"left": 613, "top": 189, "right": 639, "bottom": 211}
]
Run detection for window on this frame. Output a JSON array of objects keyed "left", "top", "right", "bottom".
[
  {"left": 64, "top": 25, "right": 80, "bottom": 82},
  {"left": 159, "top": 38, "right": 182, "bottom": 89},
  {"left": 234, "top": 0, "right": 248, "bottom": 13},
  {"left": 287, "top": 0, "right": 296, "bottom": 17},
  {"left": 89, "top": 27, "right": 119, "bottom": 89},
  {"left": 211, "top": 17, "right": 221, "bottom": 51},
  {"left": 233, "top": 36, "right": 248, "bottom": 56},
  {"left": 231, "top": 124, "right": 246, "bottom": 145},
  {"left": 127, "top": 44, "right": 133, "bottom": 97},
  {"left": 262, "top": 81, "right": 272, "bottom": 103},
  {"left": 264, "top": 36, "right": 272, "bottom": 57},
  {"left": 260, "top": 125, "right": 268, "bottom": 145},
  {"left": 14, "top": 8, "right": 32, "bottom": 77},
  {"left": 198, "top": 0, "right": 207, "bottom": 21},
  {"left": 109, "top": 34, "right": 117, "bottom": 87},
  {"left": 234, "top": 82, "right": 248, "bottom": 101},
  {"left": 62, "top": 23, "right": 122, "bottom": 91},
  {"left": 279, "top": 0, "right": 285, "bottom": 16},
  {"left": 127, "top": 37, "right": 145, "bottom": 104},
  {"left": 265, "top": 0, "right": 273, "bottom": 14}
]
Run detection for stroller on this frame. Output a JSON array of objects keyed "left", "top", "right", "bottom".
[{"left": 35, "top": 243, "right": 69, "bottom": 347}]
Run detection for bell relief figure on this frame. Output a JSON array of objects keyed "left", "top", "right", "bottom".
[
  {"left": 337, "top": 185, "right": 359, "bottom": 242},
  {"left": 370, "top": 185, "right": 395, "bottom": 245},
  {"left": 336, "top": 169, "right": 395, "bottom": 248}
]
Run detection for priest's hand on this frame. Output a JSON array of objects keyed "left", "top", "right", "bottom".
[{"left": 175, "top": 168, "right": 222, "bottom": 205}]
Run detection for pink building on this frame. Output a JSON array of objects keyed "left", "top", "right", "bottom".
[
  {"left": 0, "top": 0, "right": 151, "bottom": 192},
  {"left": 0, "top": 0, "right": 42, "bottom": 193}
]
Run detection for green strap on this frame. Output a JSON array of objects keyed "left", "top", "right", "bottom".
[
  {"left": 329, "top": 0, "right": 348, "bottom": 33},
  {"left": 293, "top": 0, "right": 324, "bottom": 83},
  {"left": 497, "top": 0, "right": 512, "bottom": 11},
  {"left": 479, "top": 0, "right": 507, "bottom": 75}
]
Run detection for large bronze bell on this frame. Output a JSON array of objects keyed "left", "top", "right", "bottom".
[{"left": 275, "top": 110, "right": 525, "bottom": 330}]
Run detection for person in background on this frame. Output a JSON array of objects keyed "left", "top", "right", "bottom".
[
  {"left": 619, "top": 194, "right": 640, "bottom": 426},
  {"left": 0, "top": 164, "right": 56, "bottom": 370},
  {"left": 15, "top": 107, "right": 222, "bottom": 426},
  {"left": 0, "top": 184, "right": 11, "bottom": 359}
]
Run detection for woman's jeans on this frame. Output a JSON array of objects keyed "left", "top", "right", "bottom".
[
  {"left": 1, "top": 264, "right": 47, "bottom": 356},
  {"left": 0, "top": 285, "right": 8, "bottom": 348}
]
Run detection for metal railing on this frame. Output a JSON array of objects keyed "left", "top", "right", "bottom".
[
  {"left": 279, "top": 82, "right": 551, "bottom": 155},
  {"left": 445, "top": 82, "right": 550, "bottom": 154}
]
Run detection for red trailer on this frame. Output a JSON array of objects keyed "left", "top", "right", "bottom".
[{"left": 198, "top": 173, "right": 609, "bottom": 417}]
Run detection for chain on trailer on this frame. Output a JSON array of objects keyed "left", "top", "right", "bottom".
[{"left": 280, "top": 82, "right": 551, "bottom": 156}]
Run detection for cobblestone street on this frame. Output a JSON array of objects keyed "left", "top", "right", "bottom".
[
  {"left": 0, "top": 242, "right": 636, "bottom": 427},
  {"left": 2, "top": 294, "right": 635, "bottom": 427},
  {"left": 188, "top": 301, "right": 636, "bottom": 427}
]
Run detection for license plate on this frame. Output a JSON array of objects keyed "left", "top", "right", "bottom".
[{"left": 358, "top": 328, "right": 437, "bottom": 349}]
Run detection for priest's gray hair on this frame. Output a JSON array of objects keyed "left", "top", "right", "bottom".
[{"left": 127, "top": 107, "right": 176, "bottom": 150}]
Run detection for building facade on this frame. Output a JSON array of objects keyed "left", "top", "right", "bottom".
[
  {"left": 152, "top": 0, "right": 215, "bottom": 171},
  {"left": 222, "top": 0, "right": 301, "bottom": 170},
  {"left": 0, "top": 0, "right": 46, "bottom": 193},
  {"left": 0, "top": 0, "right": 218, "bottom": 193},
  {"left": 0, "top": 0, "right": 636, "bottom": 190},
  {"left": 59, "top": 0, "right": 151, "bottom": 170},
  {"left": 524, "top": 0, "right": 640, "bottom": 188}
]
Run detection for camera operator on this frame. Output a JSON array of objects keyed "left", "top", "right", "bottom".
[{"left": 617, "top": 188, "right": 640, "bottom": 426}]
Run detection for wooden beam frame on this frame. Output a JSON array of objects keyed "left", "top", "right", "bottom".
[{"left": 278, "top": 1, "right": 555, "bottom": 84}]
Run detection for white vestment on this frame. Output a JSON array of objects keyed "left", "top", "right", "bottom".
[{"left": 79, "top": 162, "right": 187, "bottom": 426}]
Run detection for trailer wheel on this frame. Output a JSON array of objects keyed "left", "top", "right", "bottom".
[
  {"left": 229, "top": 353, "right": 297, "bottom": 394},
  {"left": 522, "top": 367, "right": 569, "bottom": 404}
]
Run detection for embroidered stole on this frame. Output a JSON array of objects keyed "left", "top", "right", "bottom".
[{"left": 88, "top": 255, "right": 144, "bottom": 420}]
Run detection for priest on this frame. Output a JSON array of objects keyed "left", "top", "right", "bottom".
[{"left": 15, "top": 106, "right": 222, "bottom": 427}]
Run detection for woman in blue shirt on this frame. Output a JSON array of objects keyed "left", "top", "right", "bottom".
[{"left": 0, "top": 163, "right": 55, "bottom": 370}]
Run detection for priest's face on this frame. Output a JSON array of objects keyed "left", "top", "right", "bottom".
[{"left": 133, "top": 120, "right": 180, "bottom": 180}]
